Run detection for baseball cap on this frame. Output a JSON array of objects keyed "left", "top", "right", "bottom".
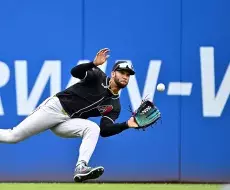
[{"left": 112, "top": 61, "right": 135, "bottom": 75}]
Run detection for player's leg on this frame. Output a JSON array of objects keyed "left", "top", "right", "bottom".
[
  {"left": 51, "top": 118, "right": 103, "bottom": 182},
  {"left": 0, "top": 97, "right": 69, "bottom": 143}
]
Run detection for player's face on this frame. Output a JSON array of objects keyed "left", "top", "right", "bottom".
[{"left": 113, "top": 70, "right": 130, "bottom": 88}]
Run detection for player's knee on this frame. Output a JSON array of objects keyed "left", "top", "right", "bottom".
[
  {"left": 90, "top": 123, "right": 100, "bottom": 135},
  {"left": 8, "top": 133, "right": 23, "bottom": 144}
]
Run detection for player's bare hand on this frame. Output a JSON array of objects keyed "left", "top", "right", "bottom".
[
  {"left": 93, "top": 48, "right": 110, "bottom": 66},
  {"left": 127, "top": 117, "right": 138, "bottom": 128}
]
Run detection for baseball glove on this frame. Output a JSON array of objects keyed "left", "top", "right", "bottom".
[{"left": 132, "top": 100, "right": 161, "bottom": 130}]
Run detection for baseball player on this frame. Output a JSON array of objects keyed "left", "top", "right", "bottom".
[{"left": 0, "top": 48, "right": 138, "bottom": 182}]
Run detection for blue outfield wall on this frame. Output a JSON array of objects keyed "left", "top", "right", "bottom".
[{"left": 0, "top": 0, "right": 229, "bottom": 182}]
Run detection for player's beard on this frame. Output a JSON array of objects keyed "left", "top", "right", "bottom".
[{"left": 114, "top": 75, "right": 128, "bottom": 89}]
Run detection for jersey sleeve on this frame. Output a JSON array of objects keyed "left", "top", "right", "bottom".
[
  {"left": 99, "top": 110, "right": 129, "bottom": 137},
  {"left": 71, "top": 62, "right": 98, "bottom": 81}
]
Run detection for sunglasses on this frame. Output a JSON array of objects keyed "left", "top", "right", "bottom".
[{"left": 114, "top": 62, "right": 134, "bottom": 71}]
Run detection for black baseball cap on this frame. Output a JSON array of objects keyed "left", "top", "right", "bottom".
[{"left": 112, "top": 61, "right": 135, "bottom": 75}]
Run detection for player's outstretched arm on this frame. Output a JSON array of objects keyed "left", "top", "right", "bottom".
[{"left": 99, "top": 116, "right": 138, "bottom": 138}]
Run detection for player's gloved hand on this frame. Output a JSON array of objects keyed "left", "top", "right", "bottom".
[
  {"left": 132, "top": 100, "right": 161, "bottom": 130},
  {"left": 93, "top": 48, "right": 110, "bottom": 66},
  {"left": 127, "top": 117, "right": 139, "bottom": 128}
]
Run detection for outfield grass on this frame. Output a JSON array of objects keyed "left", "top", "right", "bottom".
[{"left": 0, "top": 183, "right": 221, "bottom": 190}]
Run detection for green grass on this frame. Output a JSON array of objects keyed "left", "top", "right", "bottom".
[{"left": 0, "top": 183, "right": 221, "bottom": 190}]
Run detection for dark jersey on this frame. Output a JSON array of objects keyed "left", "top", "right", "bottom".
[{"left": 56, "top": 62, "right": 129, "bottom": 137}]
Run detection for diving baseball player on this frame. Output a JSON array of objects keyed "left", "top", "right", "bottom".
[{"left": 0, "top": 48, "right": 139, "bottom": 182}]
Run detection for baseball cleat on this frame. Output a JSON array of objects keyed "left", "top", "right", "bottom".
[{"left": 73, "top": 163, "right": 104, "bottom": 182}]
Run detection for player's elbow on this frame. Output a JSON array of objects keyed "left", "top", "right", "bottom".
[
  {"left": 70, "top": 67, "right": 78, "bottom": 77},
  {"left": 100, "top": 129, "right": 111, "bottom": 138},
  {"left": 100, "top": 130, "right": 109, "bottom": 137}
]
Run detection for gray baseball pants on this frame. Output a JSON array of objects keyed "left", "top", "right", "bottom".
[{"left": 0, "top": 96, "right": 100, "bottom": 166}]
